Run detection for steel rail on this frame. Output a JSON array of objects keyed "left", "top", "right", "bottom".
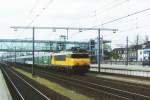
[
  {"left": 86, "top": 73, "right": 150, "bottom": 90},
  {"left": 6, "top": 67, "right": 51, "bottom": 100},
  {"left": 37, "top": 71, "right": 131, "bottom": 100},
  {"left": 40, "top": 70, "right": 150, "bottom": 99},
  {"left": 42, "top": 69, "right": 150, "bottom": 90},
  {"left": 1, "top": 67, "right": 25, "bottom": 100}
]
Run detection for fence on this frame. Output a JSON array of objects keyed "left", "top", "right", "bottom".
[
  {"left": 101, "top": 60, "right": 149, "bottom": 66},
  {"left": 90, "top": 64, "right": 150, "bottom": 77}
]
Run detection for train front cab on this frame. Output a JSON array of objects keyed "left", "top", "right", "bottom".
[
  {"left": 69, "top": 53, "right": 90, "bottom": 73},
  {"left": 51, "top": 53, "right": 90, "bottom": 73}
]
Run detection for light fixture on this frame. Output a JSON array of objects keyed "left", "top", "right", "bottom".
[
  {"left": 14, "top": 28, "right": 17, "bottom": 31},
  {"left": 113, "top": 31, "right": 116, "bottom": 33},
  {"left": 113, "top": 29, "right": 118, "bottom": 33},
  {"left": 79, "top": 29, "right": 82, "bottom": 32},
  {"left": 52, "top": 28, "right": 56, "bottom": 32}
]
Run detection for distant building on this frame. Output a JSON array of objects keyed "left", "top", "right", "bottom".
[
  {"left": 128, "top": 45, "right": 142, "bottom": 61},
  {"left": 112, "top": 48, "right": 126, "bottom": 60},
  {"left": 112, "top": 45, "right": 142, "bottom": 61},
  {"left": 138, "top": 49, "right": 150, "bottom": 61},
  {"left": 137, "top": 41, "right": 150, "bottom": 61},
  {"left": 112, "top": 41, "right": 150, "bottom": 61}
]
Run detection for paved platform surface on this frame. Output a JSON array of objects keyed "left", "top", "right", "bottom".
[
  {"left": 90, "top": 64, "right": 150, "bottom": 77},
  {"left": 0, "top": 69, "right": 12, "bottom": 100},
  {"left": 88, "top": 73, "right": 150, "bottom": 86},
  {"left": 90, "top": 64, "right": 150, "bottom": 71}
]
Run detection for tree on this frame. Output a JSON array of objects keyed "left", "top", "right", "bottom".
[{"left": 110, "top": 52, "right": 120, "bottom": 60}]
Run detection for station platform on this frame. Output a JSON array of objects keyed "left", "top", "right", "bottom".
[
  {"left": 0, "top": 69, "right": 12, "bottom": 100},
  {"left": 90, "top": 64, "right": 150, "bottom": 77},
  {"left": 88, "top": 72, "right": 150, "bottom": 86},
  {"left": 90, "top": 64, "right": 150, "bottom": 71}
]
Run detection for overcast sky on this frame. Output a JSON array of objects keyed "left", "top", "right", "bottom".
[{"left": 0, "top": 0, "right": 150, "bottom": 48}]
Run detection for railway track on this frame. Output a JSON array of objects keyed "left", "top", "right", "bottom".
[
  {"left": 5, "top": 63, "right": 150, "bottom": 100},
  {"left": 0, "top": 65, "right": 51, "bottom": 100},
  {"left": 37, "top": 70, "right": 150, "bottom": 100},
  {"left": 39, "top": 66, "right": 150, "bottom": 97}
]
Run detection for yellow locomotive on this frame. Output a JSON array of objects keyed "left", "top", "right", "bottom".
[{"left": 51, "top": 51, "right": 90, "bottom": 73}]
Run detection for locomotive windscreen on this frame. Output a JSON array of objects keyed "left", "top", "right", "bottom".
[
  {"left": 54, "top": 55, "right": 66, "bottom": 61},
  {"left": 71, "top": 54, "right": 89, "bottom": 58}
]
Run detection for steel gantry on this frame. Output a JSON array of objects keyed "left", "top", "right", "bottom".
[{"left": 10, "top": 26, "right": 118, "bottom": 75}]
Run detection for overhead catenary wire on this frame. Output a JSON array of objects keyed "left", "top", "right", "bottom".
[
  {"left": 28, "top": 0, "right": 39, "bottom": 17},
  {"left": 16, "top": 0, "right": 54, "bottom": 40},
  {"left": 91, "top": 0, "right": 129, "bottom": 18},
  {"left": 116, "top": 11, "right": 150, "bottom": 32},
  {"left": 92, "top": 5, "right": 150, "bottom": 36},
  {"left": 69, "top": 0, "right": 129, "bottom": 39},
  {"left": 92, "top": 0, "right": 119, "bottom": 13},
  {"left": 94, "top": 7, "right": 150, "bottom": 27},
  {"left": 15, "top": 0, "right": 40, "bottom": 39},
  {"left": 69, "top": 0, "right": 127, "bottom": 38},
  {"left": 118, "top": 24, "right": 150, "bottom": 33},
  {"left": 88, "top": 6, "right": 150, "bottom": 48},
  {"left": 70, "top": 8, "right": 150, "bottom": 42},
  {"left": 17, "top": 0, "right": 126, "bottom": 40},
  {"left": 14, "top": 1, "right": 150, "bottom": 45},
  {"left": 67, "top": 2, "right": 150, "bottom": 48},
  {"left": 91, "top": 0, "right": 150, "bottom": 35},
  {"left": 27, "top": 0, "right": 54, "bottom": 26}
]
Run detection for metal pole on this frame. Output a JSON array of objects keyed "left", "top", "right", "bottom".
[
  {"left": 136, "top": 35, "right": 139, "bottom": 61},
  {"left": 101, "top": 35, "right": 104, "bottom": 61},
  {"left": 64, "top": 36, "right": 66, "bottom": 50},
  {"left": 126, "top": 36, "right": 128, "bottom": 65},
  {"left": 149, "top": 52, "right": 150, "bottom": 66},
  {"left": 32, "top": 27, "right": 35, "bottom": 75},
  {"left": 15, "top": 47, "right": 16, "bottom": 63},
  {"left": 7, "top": 52, "right": 8, "bottom": 62},
  {"left": 98, "top": 29, "right": 101, "bottom": 72},
  {"left": 1, "top": 55, "right": 3, "bottom": 62},
  {"left": 66, "top": 29, "right": 68, "bottom": 40}
]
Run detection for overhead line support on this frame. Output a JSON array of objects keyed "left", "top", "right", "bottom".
[{"left": 11, "top": 26, "right": 118, "bottom": 73}]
